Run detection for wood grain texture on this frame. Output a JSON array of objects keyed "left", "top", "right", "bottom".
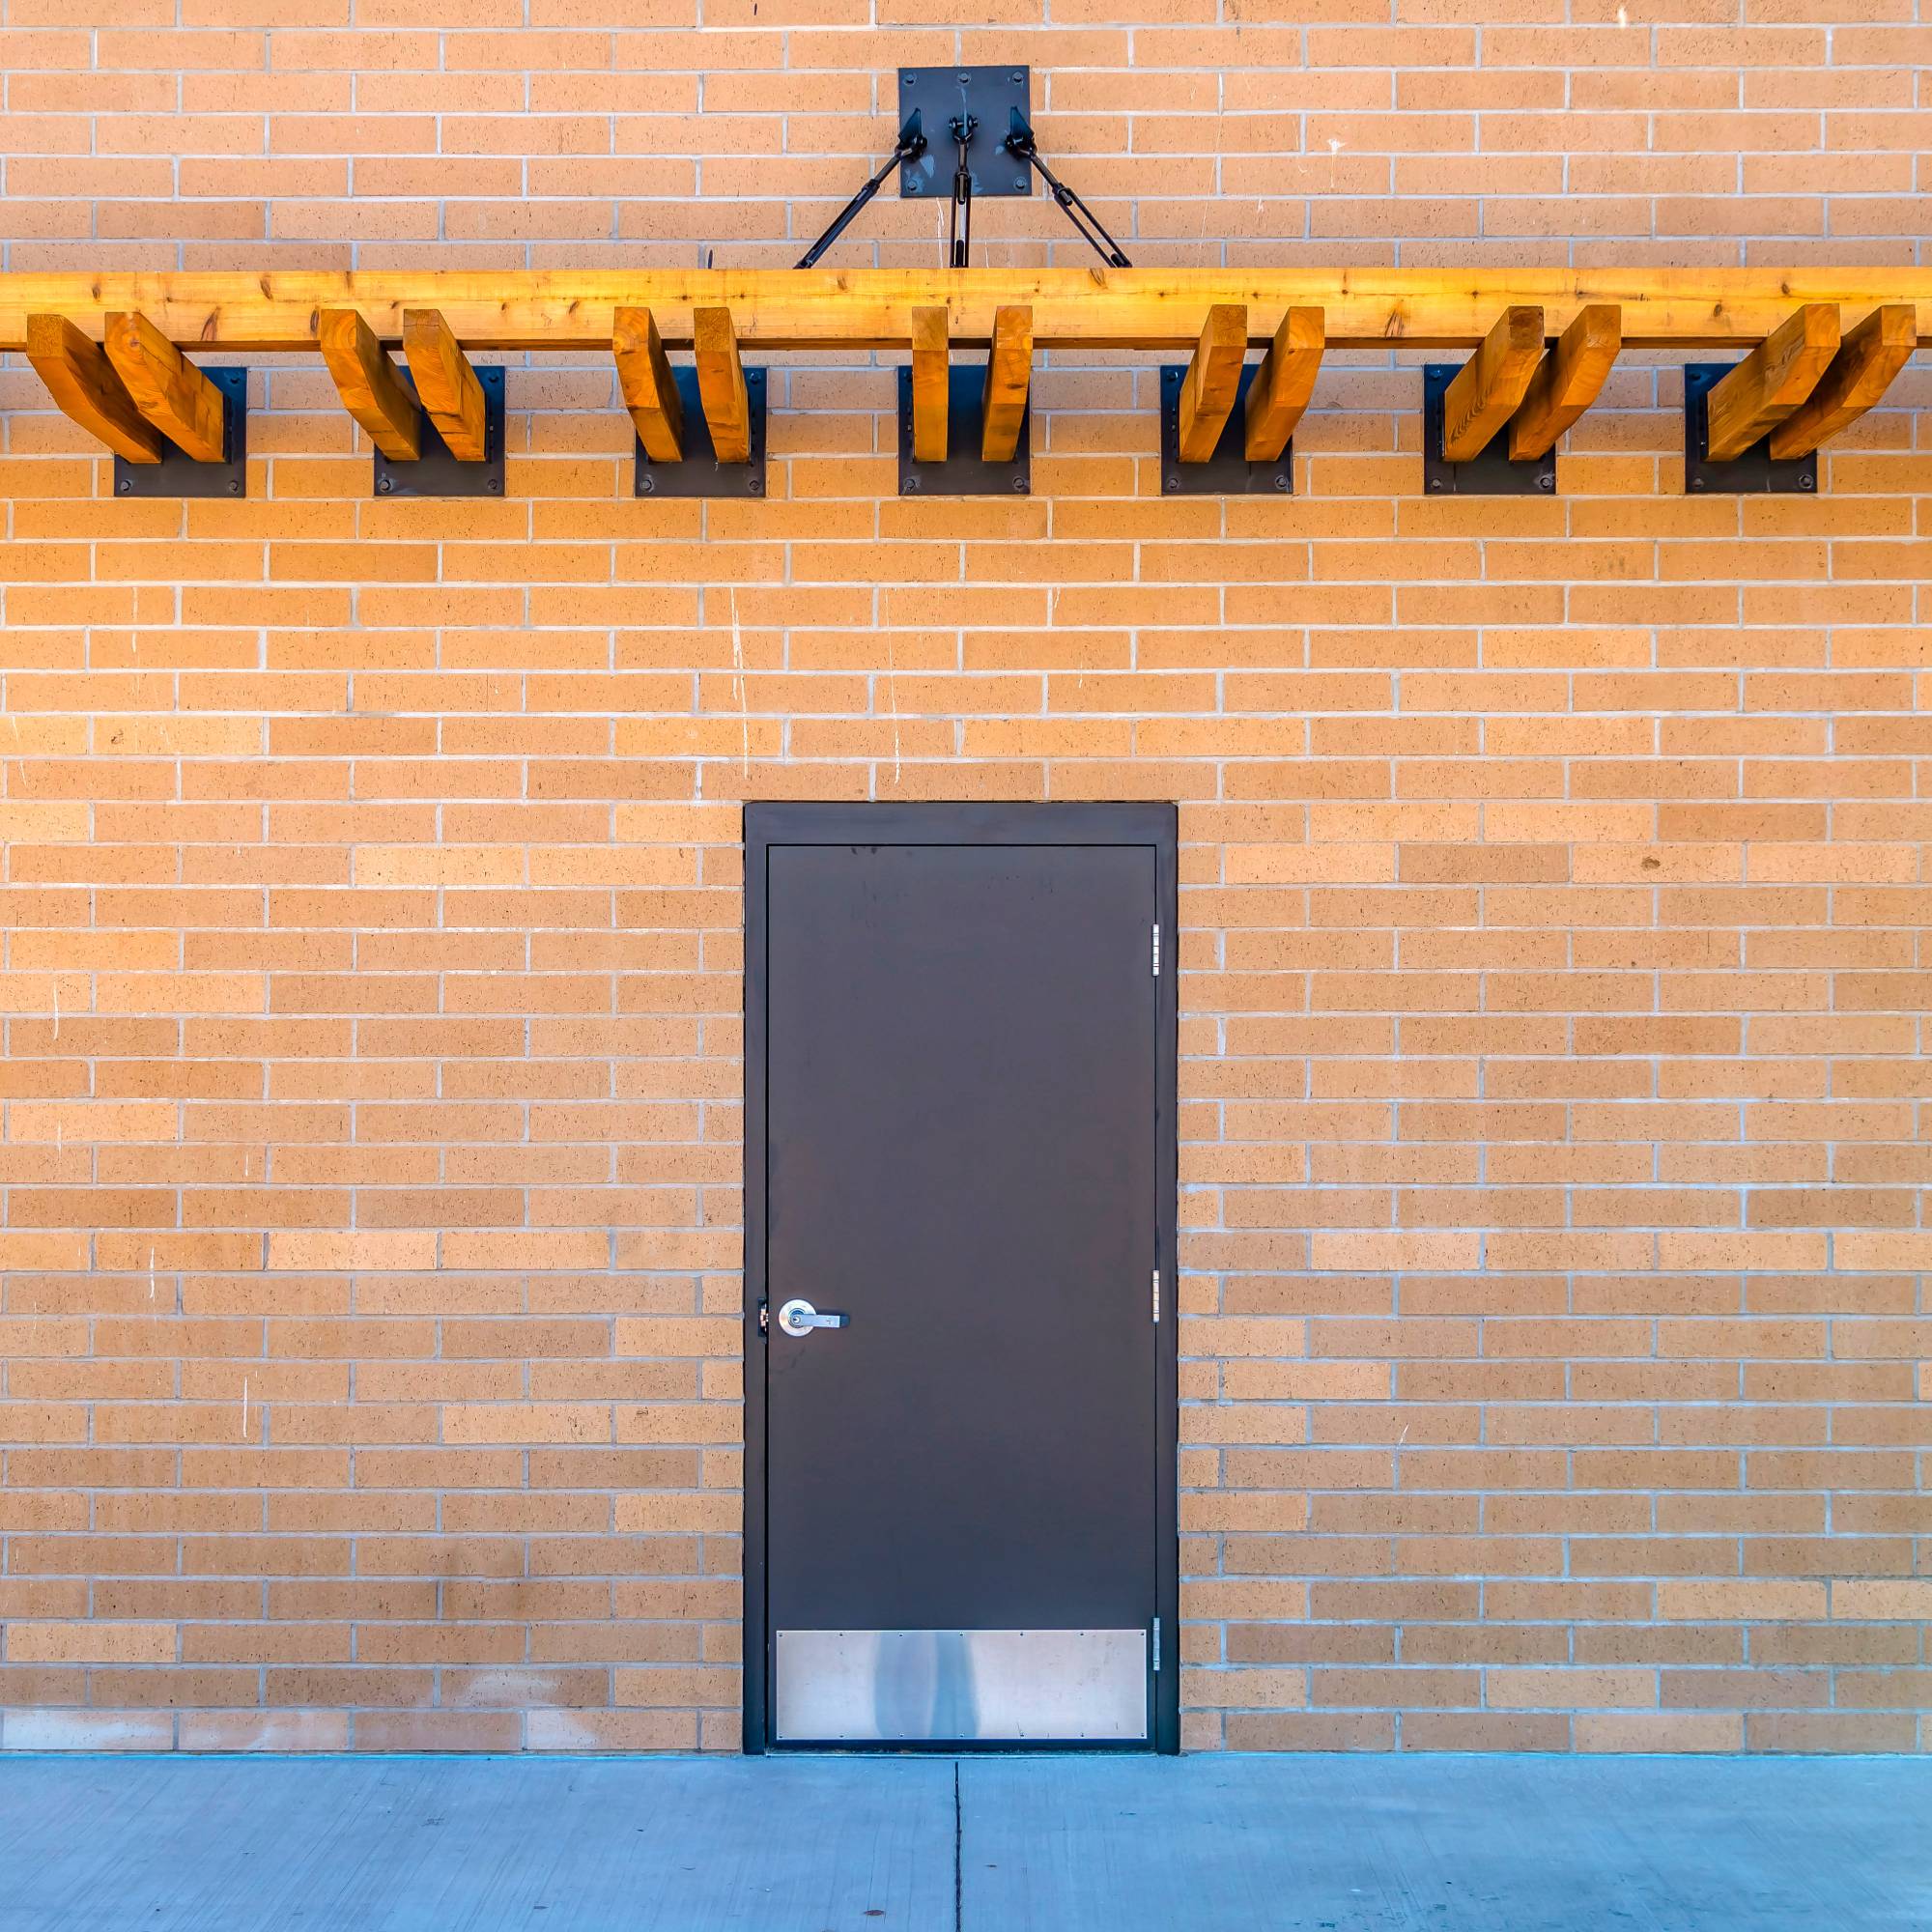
[
  {"left": 400, "top": 309, "right": 487, "bottom": 461},
  {"left": 980, "top": 305, "right": 1033, "bottom": 464},
  {"left": 1507, "top": 304, "right": 1621, "bottom": 461},
  {"left": 4, "top": 270, "right": 1928, "bottom": 352},
  {"left": 1768, "top": 303, "right": 1916, "bottom": 459},
  {"left": 24, "top": 314, "right": 165, "bottom": 463},
  {"left": 614, "top": 306, "right": 684, "bottom": 463},
  {"left": 1440, "top": 307, "right": 1545, "bottom": 463},
  {"left": 694, "top": 306, "right": 750, "bottom": 463},
  {"left": 1177, "top": 304, "right": 1248, "bottom": 463},
  {"left": 1242, "top": 306, "right": 1323, "bottom": 461},
  {"left": 1703, "top": 303, "right": 1839, "bottom": 461},
  {"left": 910, "top": 305, "right": 950, "bottom": 465},
  {"left": 101, "top": 310, "right": 227, "bottom": 463},
  {"left": 318, "top": 309, "right": 421, "bottom": 462}
]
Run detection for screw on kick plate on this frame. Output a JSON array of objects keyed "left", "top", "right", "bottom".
[
  {"left": 377, "top": 474, "right": 393, "bottom": 494},
  {"left": 1274, "top": 472, "right": 1289, "bottom": 491},
  {"left": 639, "top": 473, "right": 655, "bottom": 495},
  {"left": 1799, "top": 472, "right": 1815, "bottom": 491},
  {"left": 1538, "top": 472, "right": 1554, "bottom": 492}
]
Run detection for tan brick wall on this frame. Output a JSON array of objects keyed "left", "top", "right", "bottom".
[{"left": 1, "top": 7, "right": 1929, "bottom": 1754}]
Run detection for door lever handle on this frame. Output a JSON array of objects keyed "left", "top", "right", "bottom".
[{"left": 777, "top": 1297, "right": 849, "bottom": 1338}]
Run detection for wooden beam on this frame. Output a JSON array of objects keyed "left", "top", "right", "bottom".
[
  {"left": 1177, "top": 303, "right": 1248, "bottom": 462},
  {"left": 980, "top": 304, "right": 1033, "bottom": 464},
  {"left": 401, "top": 308, "right": 487, "bottom": 461},
  {"left": 613, "top": 305, "right": 683, "bottom": 463},
  {"left": 1440, "top": 307, "right": 1545, "bottom": 462},
  {"left": 1704, "top": 303, "right": 1840, "bottom": 461},
  {"left": 1243, "top": 305, "right": 1323, "bottom": 461},
  {"left": 318, "top": 308, "right": 421, "bottom": 462},
  {"left": 1, "top": 271, "right": 1928, "bottom": 355},
  {"left": 1768, "top": 302, "right": 1917, "bottom": 460},
  {"left": 693, "top": 307, "right": 750, "bottom": 463},
  {"left": 910, "top": 305, "right": 950, "bottom": 464},
  {"left": 102, "top": 311, "right": 228, "bottom": 463},
  {"left": 1507, "top": 303, "right": 1622, "bottom": 461},
  {"left": 24, "top": 314, "right": 166, "bottom": 463}
]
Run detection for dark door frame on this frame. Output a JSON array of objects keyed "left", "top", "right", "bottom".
[{"left": 742, "top": 801, "right": 1179, "bottom": 1754}]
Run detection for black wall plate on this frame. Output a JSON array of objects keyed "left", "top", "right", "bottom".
[
  {"left": 373, "top": 365, "right": 504, "bottom": 498},
  {"left": 635, "top": 367, "right": 767, "bottom": 498},
  {"left": 1422, "top": 362, "right": 1555, "bottom": 497},
  {"left": 1683, "top": 362, "right": 1818, "bottom": 495},
  {"left": 1159, "top": 364, "right": 1293, "bottom": 496},
  {"left": 897, "top": 365, "right": 1032, "bottom": 498},
  {"left": 114, "top": 366, "right": 247, "bottom": 498},
  {"left": 897, "top": 67, "right": 1032, "bottom": 199}
]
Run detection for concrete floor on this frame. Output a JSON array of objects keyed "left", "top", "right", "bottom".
[{"left": 0, "top": 1753, "right": 1927, "bottom": 1931}]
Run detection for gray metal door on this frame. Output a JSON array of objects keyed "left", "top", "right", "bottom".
[{"left": 745, "top": 804, "right": 1178, "bottom": 1751}]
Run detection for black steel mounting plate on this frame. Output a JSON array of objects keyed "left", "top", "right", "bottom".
[
  {"left": 114, "top": 366, "right": 247, "bottom": 499},
  {"left": 1159, "top": 364, "right": 1293, "bottom": 496},
  {"left": 635, "top": 366, "right": 767, "bottom": 499},
  {"left": 897, "top": 365, "right": 1032, "bottom": 498},
  {"left": 1683, "top": 362, "right": 1818, "bottom": 496},
  {"left": 373, "top": 365, "right": 505, "bottom": 498},
  {"left": 1422, "top": 362, "right": 1556, "bottom": 497},
  {"left": 897, "top": 67, "right": 1033, "bottom": 199}
]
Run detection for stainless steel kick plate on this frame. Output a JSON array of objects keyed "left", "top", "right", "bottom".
[{"left": 774, "top": 1627, "right": 1148, "bottom": 1743}]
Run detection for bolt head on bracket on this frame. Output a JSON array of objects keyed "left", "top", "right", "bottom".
[{"left": 897, "top": 67, "right": 1032, "bottom": 198}]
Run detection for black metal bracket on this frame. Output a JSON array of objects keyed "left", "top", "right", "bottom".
[
  {"left": 897, "top": 69, "right": 1032, "bottom": 201},
  {"left": 1422, "top": 363, "right": 1555, "bottom": 497},
  {"left": 113, "top": 367, "right": 247, "bottom": 498},
  {"left": 897, "top": 365, "right": 1031, "bottom": 498},
  {"left": 372, "top": 366, "right": 505, "bottom": 498},
  {"left": 1159, "top": 364, "right": 1293, "bottom": 497},
  {"left": 1683, "top": 362, "right": 1818, "bottom": 496},
  {"left": 635, "top": 366, "right": 767, "bottom": 498}
]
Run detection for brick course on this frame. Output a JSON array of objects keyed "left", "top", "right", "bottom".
[{"left": 1, "top": 4, "right": 1929, "bottom": 1752}]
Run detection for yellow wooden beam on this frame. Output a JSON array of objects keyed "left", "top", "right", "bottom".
[
  {"left": 1704, "top": 303, "right": 1839, "bottom": 462},
  {"left": 1508, "top": 304, "right": 1621, "bottom": 461},
  {"left": 1242, "top": 306, "right": 1323, "bottom": 461},
  {"left": 1440, "top": 307, "right": 1545, "bottom": 463},
  {"left": 401, "top": 308, "right": 488, "bottom": 462},
  {"left": 318, "top": 308, "right": 421, "bottom": 462},
  {"left": 1177, "top": 303, "right": 1248, "bottom": 462},
  {"left": 980, "top": 304, "right": 1033, "bottom": 465},
  {"left": 102, "top": 311, "right": 228, "bottom": 463},
  {"left": 613, "top": 305, "right": 684, "bottom": 463},
  {"left": 910, "top": 305, "right": 950, "bottom": 464},
  {"left": 12, "top": 270, "right": 1923, "bottom": 354},
  {"left": 1768, "top": 302, "right": 1917, "bottom": 460},
  {"left": 694, "top": 306, "right": 750, "bottom": 463},
  {"left": 24, "top": 314, "right": 166, "bottom": 464}
]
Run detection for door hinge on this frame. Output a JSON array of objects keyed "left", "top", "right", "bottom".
[
  {"left": 1151, "top": 1616, "right": 1161, "bottom": 1672},
  {"left": 1151, "top": 1268, "right": 1160, "bottom": 1322},
  {"left": 756, "top": 1300, "right": 769, "bottom": 1334},
  {"left": 1151, "top": 922, "right": 1160, "bottom": 976}
]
